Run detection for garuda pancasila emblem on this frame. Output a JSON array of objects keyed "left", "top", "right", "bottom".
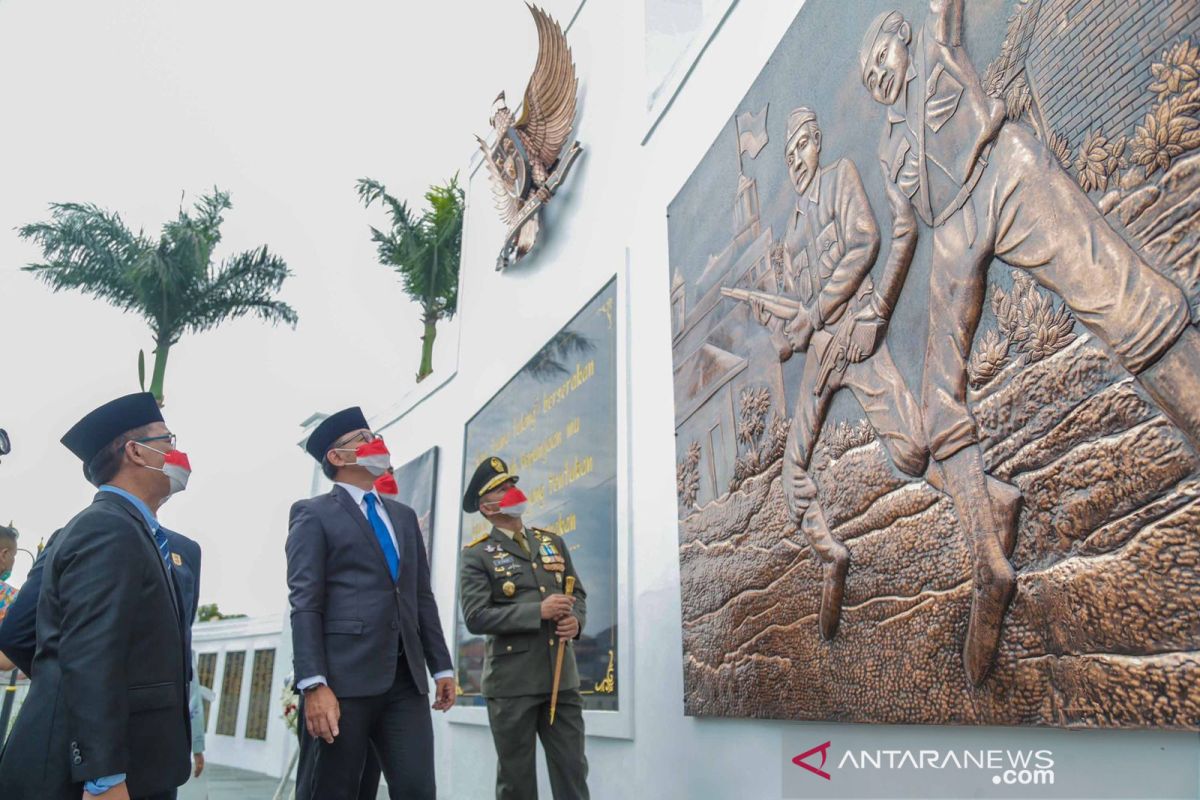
[{"left": 477, "top": 4, "right": 583, "bottom": 271}]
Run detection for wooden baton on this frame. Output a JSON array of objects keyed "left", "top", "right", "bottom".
[{"left": 548, "top": 575, "right": 576, "bottom": 726}]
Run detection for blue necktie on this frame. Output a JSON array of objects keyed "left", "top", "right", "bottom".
[
  {"left": 154, "top": 528, "right": 172, "bottom": 571},
  {"left": 363, "top": 494, "right": 400, "bottom": 581}
]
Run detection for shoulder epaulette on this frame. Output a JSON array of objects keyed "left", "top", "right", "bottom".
[{"left": 465, "top": 532, "right": 490, "bottom": 549}]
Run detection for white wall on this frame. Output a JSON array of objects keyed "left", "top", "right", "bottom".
[
  {"left": 336, "top": 1, "right": 1200, "bottom": 798},
  {"left": 193, "top": 614, "right": 294, "bottom": 779},
  {"left": 381, "top": 1, "right": 833, "bottom": 797}
]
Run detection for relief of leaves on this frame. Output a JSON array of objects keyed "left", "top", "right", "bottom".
[
  {"left": 820, "top": 419, "right": 877, "bottom": 462},
  {"left": 760, "top": 414, "right": 790, "bottom": 465},
  {"left": 736, "top": 386, "right": 772, "bottom": 447},
  {"left": 1004, "top": 73, "right": 1031, "bottom": 121},
  {"left": 1130, "top": 90, "right": 1200, "bottom": 179},
  {"left": 1048, "top": 130, "right": 1072, "bottom": 170},
  {"left": 1021, "top": 302, "right": 1076, "bottom": 364},
  {"left": 991, "top": 282, "right": 1021, "bottom": 342},
  {"left": 1149, "top": 38, "right": 1200, "bottom": 101},
  {"left": 677, "top": 441, "right": 702, "bottom": 509},
  {"left": 1075, "top": 130, "right": 1127, "bottom": 193},
  {"left": 1007, "top": 270, "right": 1076, "bottom": 364},
  {"left": 969, "top": 328, "right": 1011, "bottom": 389}
]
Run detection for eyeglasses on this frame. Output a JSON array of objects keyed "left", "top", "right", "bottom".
[
  {"left": 333, "top": 430, "right": 382, "bottom": 449},
  {"left": 133, "top": 433, "right": 177, "bottom": 449}
]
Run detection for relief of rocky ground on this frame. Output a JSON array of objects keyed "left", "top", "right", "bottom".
[{"left": 678, "top": 153, "right": 1200, "bottom": 729}]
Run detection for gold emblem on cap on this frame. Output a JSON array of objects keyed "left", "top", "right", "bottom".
[
  {"left": 491, "top": 457, "right": 504, "bottom": 473},
  {"left": 171, "top": 553, "right": 183, "bottom": 567},
  {"left": 502, "top": 580, "right": 516, "bottom": 597}
]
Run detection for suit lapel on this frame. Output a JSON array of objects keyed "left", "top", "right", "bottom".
[
  {"left": 95, "top": 493, "right": 183, "bottom": 629},
  {"left": 332, "top": 485, "right": 395, "bottom": 583}
]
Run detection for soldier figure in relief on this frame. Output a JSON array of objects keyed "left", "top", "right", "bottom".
[
  {"left": 744, "top": 107, "right": 1021, "bottom": 644},
  {"left": 860, "top": 0, "right": 1200, "bottom": 684}
]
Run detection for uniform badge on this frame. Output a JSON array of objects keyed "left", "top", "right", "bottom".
[
  {"left": 171, "top": 553, "right": 183, "bottom": 567},
  {"left": 502, "top": 580, "right": 516, "bottom": 597},
  {"left": 491, "top": 457, "right": 505, "bottom": 473}
]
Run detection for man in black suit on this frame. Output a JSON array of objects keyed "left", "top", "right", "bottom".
[
  {"left": 0, "top": 524, "right": 204, "bottom": 791},
  {"left": 287, "top": 406, "right": 454, "bottom": 800},
  {"left": 0, "top": 393, "right": 192, "bottom": 800}
]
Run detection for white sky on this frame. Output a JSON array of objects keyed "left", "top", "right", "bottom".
[{"left": 0, "top": 0, "right": 570, "bottom": 614}]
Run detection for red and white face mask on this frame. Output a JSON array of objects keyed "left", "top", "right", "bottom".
[
  {"left": 485, "top": 486, "right": 528, "bottom": 518},
  {"left": 136, "top": 444, "right": 192, "bottom": 496},
  {"left": 374, "top": 472, "right": 400, "bottom": 497},
  {"left": 338, "top": 438, "right": 392, "bottom": 477}
]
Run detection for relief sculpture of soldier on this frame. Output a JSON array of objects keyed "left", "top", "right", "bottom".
[
  {"left": 736, "top": 107, "right": 1020, "bottom": 645},
  {"left": 858, "top": 0, "right": 1200, "bottom": 684}
]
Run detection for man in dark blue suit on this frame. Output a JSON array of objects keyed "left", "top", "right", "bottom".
[
  {"left": 0, "top": 524, "right": 205, "bottom": 792},
  {"left": 0, "top": 525, "right": 200, "bottom": 680},
  {"left": 0, "top": 393, "right": 192, "bottom": 800},
  {"left": 287, "top": 407, "right": 454, "bottom": 800}
]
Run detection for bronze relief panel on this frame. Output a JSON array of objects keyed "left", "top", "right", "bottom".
[{"left": 668, "top": 0, "right": 1200, "bottom": 728}]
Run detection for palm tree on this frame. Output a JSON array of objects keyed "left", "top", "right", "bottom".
[
  {"left": 19, "top": 188, "right": 297, "bottom": 405},
  {"left": 356, "top": 175, "right": 463, "bottom": 382}
]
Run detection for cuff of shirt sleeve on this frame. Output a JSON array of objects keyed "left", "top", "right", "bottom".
[
  {"left": 296, "top": 675, "right": 327, "bottom": 692},
  {"left": 85, "top": 773, "right": 126, "bottom": 794},
  {"left": 432, "top": 669, "right": 454, "bottom": 681}
]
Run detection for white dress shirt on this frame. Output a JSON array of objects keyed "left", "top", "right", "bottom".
[{"left": 298, "top": 482, "right": 452, "bottom": 690}]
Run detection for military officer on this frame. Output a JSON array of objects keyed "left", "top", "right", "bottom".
[
  {"left": 860, "top": 0, "right": 1200, "bottom": 684},
  {"left": 459, "top": 456, "right": 589, "bottom": 800}
]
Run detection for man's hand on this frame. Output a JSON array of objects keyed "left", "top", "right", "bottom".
[
  {"left": 432, "top": 677, "right": 456, "bottom": 712},
  {"left": 193, "top": 752, "right": 206, "bottom": 778},
  {"left": 847, "top": 301, "right": 887, "bottom": 363},
  {"left": 541, "top": 594, "right": 575, "bottom": 620},
  {"left": 304, "top": 684, "right": 341, "bottom": 744},
  {"left": 83, "top": 785, "right": 130, "bottom": 800},
  {"left": 785, "top": 309, "right": 815, "bottom": 353},
  {"left": 555, "top": 614, "right": 580, "bottom": 640},
  {"left": 749, "top": 297, "right": 774, "bottom": 327}
]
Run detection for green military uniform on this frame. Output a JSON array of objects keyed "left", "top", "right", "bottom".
[{"left": 460, "top": 457, "right": 589, "bottom": 800}]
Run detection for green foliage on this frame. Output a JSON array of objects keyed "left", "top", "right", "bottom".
[
  {"left": 19, "top": 188, "right": 298, "bottom": 403},
  {"left": 197, "top": 603, "right": 247, "bottom": 622},
  {"left": 356, "top": 176, "right": 463, "bottom": 381}
]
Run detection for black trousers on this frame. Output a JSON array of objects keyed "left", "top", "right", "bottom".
[
  {"left": 295, "top": 699, "right": 382, "bottom": 799},
  {"left": 297, "top": 662, "right": 434, "bottom": 800}
]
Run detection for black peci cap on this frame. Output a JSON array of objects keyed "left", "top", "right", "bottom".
[
  {"left": 61, "top": 392, "right": 164, "bottom": 465},
  {"left": 304, "top": 407, "right": 369, "bottom": 461}
]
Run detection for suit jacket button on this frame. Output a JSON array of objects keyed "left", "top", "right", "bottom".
[
  {"left": 539, "top": 586, "right": 546, "bottom": 593},
  {"left": 391, "top": 620, "right": 399, "bottom": 630},
  {"left": 506, "top": 645, "right": 513, "bottom": 652},
  {"left": 72, "top": 756, "right": 82, "bottom": 765},
  {"left": 549, "top": 639, "right": 555, "bottom": 646}
]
